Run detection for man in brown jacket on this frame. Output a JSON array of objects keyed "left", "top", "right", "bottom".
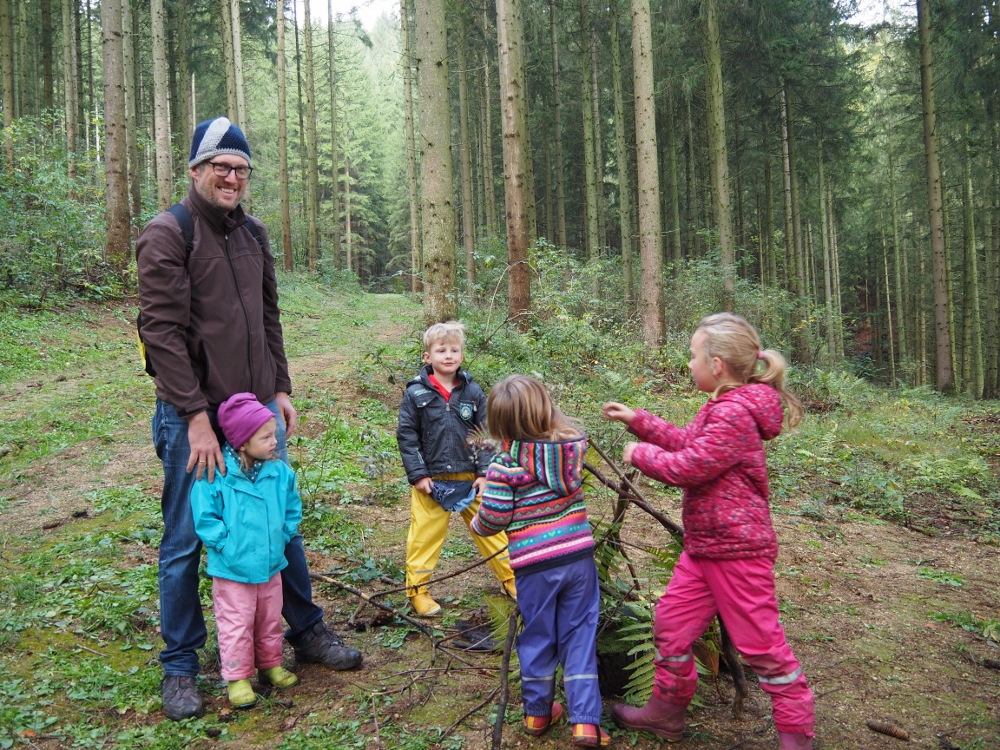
[{"left": 137, "top": 117, "right": 361, "bottom": 722}]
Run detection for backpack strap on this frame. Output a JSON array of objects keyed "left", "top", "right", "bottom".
[
  {"left": 243, "top": 217, "right": 264, "bottom": 249},
  {"left": 166, "top": 203, "right": 195, "bottom": 260}
]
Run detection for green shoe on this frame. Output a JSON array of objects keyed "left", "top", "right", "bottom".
[
  {"left": 227, "top": 679, "right": 257, "bottom": 708},
  {"left": 259, "top": 667, "right": 299, "bottom": 689}
]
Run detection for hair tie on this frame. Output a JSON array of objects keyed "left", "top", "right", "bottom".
[{"left": 757, "top": 351, "right": 765, "bottom": 360}]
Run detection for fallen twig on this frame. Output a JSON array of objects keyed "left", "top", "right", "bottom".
[
  {"left": 351, "top": 546, "right": 509, "bottom": 600},
  {"left": 491, "top": 606, "right": 520, "bottom": 750}
]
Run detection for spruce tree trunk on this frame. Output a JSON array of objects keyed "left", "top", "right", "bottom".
[
  {"left": 458, "top": 30, "right": 476, "bottom": 289},
  {"left": 150, "top": 0, "right": 173, "bottom": 210},
  {"left": 102, "top": 0, "right": 129, "bottom": 270},
  {"left": 416, "top": 0, "right": 458, "bottom": 324},
  {"left": 277, "top": 0, "right": 292, "bottom": 270},
  {"left": 632, "top": 0, "right": 663, "bottom": 346},
  {"left": 62, "top": 0, "right": 76, "bottom": 177},
  {"left": 229, "top": 0, "right": 245, "bottom": 128},
  {"left": 590, "top": 30, "right": 606, "bottom": 251},
  {"left": 686, "top": 92, "right": 699, "bottom": 256},
  {"left": 579, "top": 0, "right": 598, "bottom": 261},
  {"left": 702, "top": 0, "right": 734, "bottom": 297},
  {"left": 481, "top": 8, "right": 497, "bottom": 235},
  {"left": 882, "top": 215, "right": 896, "bottom": 386},
  {"left": 220, "top": 0, "right": 236, "bottom": 122},
  {"left": 0, "top": 0, "right": 13, "bottom": 169},
  {"left": 328, "top": 0, "right": 341, "bottom": 269},
  {"left": 176, "top": 0, "right": 190, "bottom": 150},
  {"left": 42, "top": 0, "right": 53, "bottom": 110},
  {"left": 667, "top": 89, "right": 682, "bottom": 263},
  {"left": 829, "top": 186, "right": 844, "bottom": 360},
  {"left": 962, "top": 124, "right": 983, "bottom": 396},
  {"left": 345, "top": 151, "right": 352, "bottom": 274},
  {"left": 303, "top": 0, "right": 320, "bottom": 267},
  {"left": 917, "top": 0, "right": 954, "bottom": 392},
  {"left": 779, "top": 87, "right": 793, "bottom": 290},
  {"left": 610, "top": 0, "right": 633, "bottom": 304},
  {"left": 123, "top": 0, "right": 140, "bottom": 223},
  {"left": 888, "top": 136, "right": 907, "bottom": 366},
  {"left": 549, "top": 0, "right": 566, "bottom": 247},
  {"left": 818, "top": 140, "right": 834, "bottom": 368},
  {"left": 402, "top": 0, "right": 420, "bottom": 292},
  {"left": 496, "top": 0, "right": 531, "bottom": 322},
  {"left": 292, "top": 1, "right": 307, "bottom": 233},
  {"left": 985, "top": 127, "right": 999, "bottom": 398},
  {"left": 762, "top": 117, "right": 775, "bottom": 286}
]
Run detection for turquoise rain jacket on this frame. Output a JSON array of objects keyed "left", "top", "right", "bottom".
[{"left": 190, "top": 449, "right": 302, "bottom": 584}]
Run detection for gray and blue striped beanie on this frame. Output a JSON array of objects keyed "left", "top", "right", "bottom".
[{"left": 188, "top": 117, "right": 251, "bottom": 168}]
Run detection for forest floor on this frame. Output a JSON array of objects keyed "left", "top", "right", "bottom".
[{"left": 0, "top": 280, "right": 998, "bottom": 750}]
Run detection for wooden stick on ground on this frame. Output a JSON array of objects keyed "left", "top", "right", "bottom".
[{"left": 491, "top": 606, "right": 520, "bottom": 750}]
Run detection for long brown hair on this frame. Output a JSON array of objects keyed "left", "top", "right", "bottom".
[
  {"left": 696, "top": 312, "right": 804, "bottom": 427},
  {"left": 487, "top": 375, "right": 581, "bottom": 442}
]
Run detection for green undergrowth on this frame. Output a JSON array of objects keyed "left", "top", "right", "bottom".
[{"left": 2, "top": 273, "right": 999, "bottom": 747}]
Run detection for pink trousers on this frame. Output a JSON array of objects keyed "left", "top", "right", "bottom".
[
  {"left": 652, "top": 552, "right": 814, "bottom": 735},
  {"left": 213, "top": 574, "right": 284, "bottom": 681}
]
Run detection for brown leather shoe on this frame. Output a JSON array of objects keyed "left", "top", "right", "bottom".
[
  {"left": 610, "top": 693, "right": 685, "bottom": 741},
  {"left": 161, "top": 675, "right": 204, "bottom": 721},
  {"left": 291, "top": 621, "right": 363, "bottom": 670}
]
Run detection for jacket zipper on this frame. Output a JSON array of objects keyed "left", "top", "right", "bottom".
[{"left": 224, "top": 231, "right": 255, "bottom": 393}]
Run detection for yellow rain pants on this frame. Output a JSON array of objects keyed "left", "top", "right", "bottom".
[{"left": 405, "top": 472, "right": 514, "bottom": 596}]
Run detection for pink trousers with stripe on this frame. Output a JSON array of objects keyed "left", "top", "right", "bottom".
[
  {"left": 652, "top": 552, "right": 814, "bottom": 735},
  {"left": 213, "top": 574, "right": 284, "bottom": 681}
]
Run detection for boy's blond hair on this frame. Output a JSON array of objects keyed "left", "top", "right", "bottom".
[{"left": 423, "top": 320, "right": 467, "bottom": 351}]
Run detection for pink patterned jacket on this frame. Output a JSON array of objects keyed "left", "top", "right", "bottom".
[{"left": 627, "top": 383, "right": 784, "bottom": 560}]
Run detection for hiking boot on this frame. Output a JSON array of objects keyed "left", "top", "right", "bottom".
[
  {"left": 610, "top": 692, "right": 685, "bottom": 742},
  {"left": 777, "top": 732, "right": 814, "bottom": 749},
  {"left": 258, "top": 666, "right": 299, "bottom": 688},
  {"left": 502, "top": 578, "right": 518, "bottom": 600},
  {"left": 160, "top": 675, "right": 204, "bottom": 721},
  {"left": 409, "top": 592, "right": 442, "bottom": 617},
  {"left": 524, "top": 701, "right": 563, "bottom": 737},
  {"left": 572, "top": 723, "right": 611, "bottom": 747},
  {"left": 292, "top": 621, "right": 363, "bottom": 670},
  {"left": 227, "top": 679, "right": 257, "bottom": 709}
]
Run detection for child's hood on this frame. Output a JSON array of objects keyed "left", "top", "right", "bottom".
[
  {"left": 715, "top": 383, "right": 784, "bottom": 441},
  {"left": 508, "top": 435, "right": 587, "bottom": 495}
]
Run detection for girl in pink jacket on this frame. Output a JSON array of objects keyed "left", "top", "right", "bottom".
[{"left": 602, "top": 313, "right": 813, "bottom": 750}]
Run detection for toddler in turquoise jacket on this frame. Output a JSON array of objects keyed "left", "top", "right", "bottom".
[{"left": 190, "top": 393, "right": 302, "bottom": 709}]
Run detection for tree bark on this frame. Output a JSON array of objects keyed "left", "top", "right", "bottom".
[
  {"left": 549, "top": 0, "right": 566, "bottom": 247},
  {"left": 961, "top": 123, "right": 982, "bottom": 396},
  {"left": 62, "top": 0, "right": 77, "bottom": 177},
  {"left": 0, "top": 0, "right": 13, "bottom": 169},
  {"left": 229, "top": 0, "right": 245, "bottom": 128},
  {"left": 917, "top": 0, "right": 954, "bottom": 391},
  {"left": 416, "top": 0, "right": 458, "bottom": 324},
  {"left": 611, "top": 0, "right": 633, "bottom": 304},
  {"left": 579, "top": 0, "right": 598, "bottom": 261},
  {"left": 328, "top": 0, "right": 341, "bottom": 269},
  {"left": 496, "top": 0, "right": 531, "bottom": 323},
  {"left": 779, "top": 87, "right": 793, "bottom": 290},
  {"left": 402, "top": 0, "right": 420, "bottom": 292},
  {"left": 123, "top": 0, "right": 141, "bottom": 223},
  {"left": 101, "top": 0, "right": 129, "bottom": 271},
  {"left": 277, "top": 0, "right": 292, "bottom": 270},
  {"left": 590, "top": 27, "right": 606, "bottom": 251},
  {"left": 220, "top": 0, "right": 236, "bottom": 121},
  {"left": 702, "top": 0, "right": 734, "bottom": 298},
  {"left": 176, "top": 0, "right": 190, "bottom": 152},
  {"left": 303, "top": 0, "right": 320, "bottom": 267},
  {"left": 818, "top": 139, "right": 834, "bottom": 368},
  {"left": 150, "top": 0, "right": 173, "bottom": 210},
  {"left": 481, "top": 7, "right": 497, "bottom": 235},
  {"left": 457, "top": 27, "right": 476, "bottom": 289},
  {"left": 888, "top": 134, "right": 907, "bottom": 367},
  {"left": 42, "top": 0, "right": 54, "bottom": 110},
  {"left": 666, "top": 89, "right": 681, "bottom": 264},
  {"left": 632, "top": 0, "right": 662, "bottom": 346}
]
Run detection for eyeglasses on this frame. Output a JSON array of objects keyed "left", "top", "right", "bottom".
[{"left": 205, "top": 161, "right": 253, "bottom": 180}]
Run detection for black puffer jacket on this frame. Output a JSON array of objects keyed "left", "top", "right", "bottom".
[{"left": 396, "top": 365, "right": 489, "bottom": 484}]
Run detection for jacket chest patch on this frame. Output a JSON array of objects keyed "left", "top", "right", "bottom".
[{"left": 458, "top": 402, "right": 474, "bottom": 421}]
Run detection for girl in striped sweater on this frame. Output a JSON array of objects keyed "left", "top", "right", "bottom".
[{"left": 471, "top": 375, "right": 609, "bottom": 747}]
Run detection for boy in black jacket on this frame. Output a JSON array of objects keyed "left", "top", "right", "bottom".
[{"left": 396, "top": 321, "right": 516, "bottom": 616}]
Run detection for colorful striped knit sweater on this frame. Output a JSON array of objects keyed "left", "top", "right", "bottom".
[{"left": 471, "top": 435, "right": 595, "bottom": 575}]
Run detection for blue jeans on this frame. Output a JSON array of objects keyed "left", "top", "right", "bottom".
[{"left": 153, "top": 398, "right": 323, "bottom": 677}]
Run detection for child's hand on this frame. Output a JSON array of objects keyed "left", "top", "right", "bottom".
[
  {"left": 622, "top": 442, "right": 638, "bottom": 465},
  {"left": 415, "top": 477, "right": 434, "bottom": 494},
  {"left": 602, "top": 402, "right": 636, "bottom": 425},
  {"left": 473, "top": 476, "right": 488, "bottom": 496}
]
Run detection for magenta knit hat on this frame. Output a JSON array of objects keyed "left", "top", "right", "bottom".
[{"left": 217, "top": 393, "right": 275, "bottom": 450}]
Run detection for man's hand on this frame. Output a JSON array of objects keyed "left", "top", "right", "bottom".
[
  {"left": 602, "top": 401, "right": 636, "bottom": 425},
  {"left": 622, "top": 441, "right": 638, "bottom": 465},
  {"left": 415, "top": 477, "right": 434, "bottom": 495},
  {"left": 473, "top": 476, "right": 488, "bottom": 497},
  {"left": 187, "top": 411, "right": 225, "bottom": 482},
  {"left": 275, "top": 392, "right": 297, "bottom": 437}
]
